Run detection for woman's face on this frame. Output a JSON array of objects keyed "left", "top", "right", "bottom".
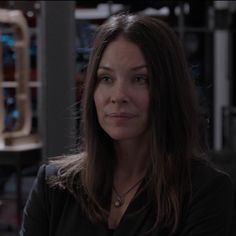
[{"left": 94, "top": 36, "right": 150, "bottom": 142}]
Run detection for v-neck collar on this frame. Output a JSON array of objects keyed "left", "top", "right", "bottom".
[{"left": 107, "top": 178, "right": 156, "bottom": 235}]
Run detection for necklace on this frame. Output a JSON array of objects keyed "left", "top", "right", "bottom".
[{"left": 112, "top": 178, "right": 143, "bottom": 208}]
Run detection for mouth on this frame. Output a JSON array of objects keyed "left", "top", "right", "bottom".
[{"left": 107, "top": 112, "right": 137, "bottom": 118}]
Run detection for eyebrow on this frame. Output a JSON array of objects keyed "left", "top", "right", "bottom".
[{"left": 98, "top": 65, "right": 148, "bottom": 71}]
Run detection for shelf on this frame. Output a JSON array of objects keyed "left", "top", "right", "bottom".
[
  {"left": 1, "top": 81, "right": 40, "bottom": 88},
  {"left": 75, "top": 3, "right": 124, "bottom": 20}
]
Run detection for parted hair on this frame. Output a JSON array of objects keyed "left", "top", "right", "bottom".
[{"left": 49, "top": 13, "right": 206, "bottom": 233}]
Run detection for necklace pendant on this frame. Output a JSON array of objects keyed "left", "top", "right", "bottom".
[{"left": 114, "top": 198, "right": 123, "bottom": 208}]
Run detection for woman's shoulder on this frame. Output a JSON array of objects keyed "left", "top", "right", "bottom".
[
  {"left": 190, "top": 158, "right": 230, "bottom": 178},
  {"left": 33, "top": 163, "right": 61, "bottom": 194},
  {"left": 34, "top": 163, "right": 58, "bottom": 182},
  {"left": 36, "top": 153, "right": 86, "bottom": 188},
  {"left": 190, "top": 158, "right": 233, "bottom": 193},
  {"left": 47, "top": 152, "right": 86, "bottom": 175},
  {"left": 178, "top": 158, "right": 234, "bottom": 235}
]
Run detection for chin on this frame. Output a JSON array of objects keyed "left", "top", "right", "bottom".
[
  {"left": 106, "top": 130, "right": 144, "bottom": 141},
  {"left": 109, "top": 135, "right": 131, "bottom": 141}
]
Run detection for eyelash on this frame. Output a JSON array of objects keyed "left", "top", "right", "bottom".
[
  {"left": 134, "top": 75, "right": 148, "bottom": 84},
  {"left": 97, "top": 75, "right": 112, "bottom": 83},
  {"left": 97, "top": 74, "right": 149, "bottom": 85}
]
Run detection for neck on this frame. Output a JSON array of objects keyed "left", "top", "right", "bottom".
[{"left": 114, "top": 138, "right": 149, "bottom": 179}]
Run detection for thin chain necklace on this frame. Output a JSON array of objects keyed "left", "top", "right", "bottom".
[{"left": 112, "top": 178, "right": 143, "bottom": 208}]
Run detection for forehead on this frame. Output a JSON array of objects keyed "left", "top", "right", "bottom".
[{"left": 99, "top": 36, "right": 146, "bottom": 68}]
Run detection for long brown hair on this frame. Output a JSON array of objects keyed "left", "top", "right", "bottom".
[{"left": 50, "top": 13, "right": 206, "bottom": 233}]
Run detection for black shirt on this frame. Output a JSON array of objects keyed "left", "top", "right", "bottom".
[
  {"left": 108, "top": 229, "right": 114, "bottom": 236},
  {"left": 20, "top": 160, "right": 233, "bottom": 236}
]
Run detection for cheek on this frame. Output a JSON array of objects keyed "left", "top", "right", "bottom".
[
  {"left": 139, "top": 95, "right": 150, "bottom": 113},
  {"left": 140, "top": 96, "right": 150, "bottom": 129},
  {"left": 93, "top": 93, "right": 100, "bottom": 114},
  {"left": 94, "top": 89, "right": 105, "bottom": 115}
]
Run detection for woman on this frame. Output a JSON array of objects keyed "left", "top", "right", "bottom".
[{"left": 20, "top": 13, "right": 233, "bottom": 236}]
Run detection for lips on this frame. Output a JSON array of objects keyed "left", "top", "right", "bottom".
[
  {"left": 107, "top": 112, "right": 137, "bottom": 118},
  {"left": 106, "top": 112, "right": 137, "bottom": 124}
]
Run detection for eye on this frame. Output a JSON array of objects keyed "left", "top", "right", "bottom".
[
  {"left": 97, "top": 75, "right": 113, "bottom": 84},
  {"left": 134, "top": 75, "right": 149, "bottom": 85}
]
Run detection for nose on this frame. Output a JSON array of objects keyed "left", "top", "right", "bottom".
[{"left": 110, "top": 81, "right": 129, "bottom": 104}]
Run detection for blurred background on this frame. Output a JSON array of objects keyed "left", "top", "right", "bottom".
[{"left": 0, "top": 1, "right": 235, "bottom": 235}]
